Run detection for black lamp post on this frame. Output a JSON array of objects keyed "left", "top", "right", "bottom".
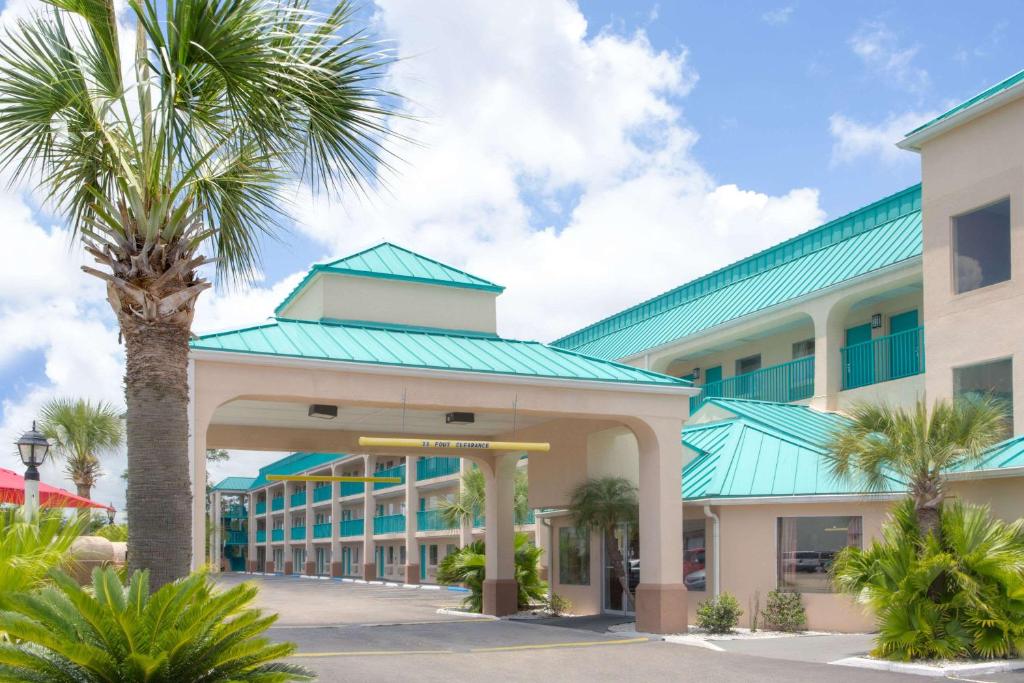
[
  {"left": 107, "top": 504, "right": 116, "bottom": 525},
  {"left": 16, "top": 421, "right": 51, "bottom": 518}
]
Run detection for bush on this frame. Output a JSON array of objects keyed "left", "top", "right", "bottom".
[
  {"left": 0, "top": 567, "right": 312, "bottom": 681},
  {"left": 696, "top": 592, "right": 743, "bottom": 633},
  {"left": 833, "top": 499, "right": 1024, "bottom": 661},
  {"left": 760, "top": 590, "right": 806, "bottom": 632},
  {"left": 0, "top": 509, "right": 83, "bottom": 603},
  {"left": 547, "top": 592, "right": 572, "bottom": 616},
  {"left": 436, "top": 532, "right": 547, "bottom": 613},
  {"left": 93, "top": 523, "right": 128, "bottom": 542}
]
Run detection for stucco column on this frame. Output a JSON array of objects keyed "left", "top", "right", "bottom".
[
  {"left": 330, "top": 462, "right": 342, "bottom": 577},
  {"left": 403, "top": 456, "right": 420, "bottom": 583},
  {"left": 362, "top": 454, "right": 377, "bottom": 580},
  {"left": 482, "top": 453, "right": 519, "bottom": 616},
  {"left": 810, "top": 300, "right": 848, "bottom": 411},
  {"left": 304, "top": 481, "right": 315, "bottom": 576},
  {"left": 281, "top": 484, "right": 292, "bottom": 575},
  {"left": 635, "top": 417, "right": 686, "bottom": 634},
  {"left": 458, "top": 457, "right": 474, "bottom": 546},
  {"left": 247, "top": 492, "right": 257, "bottom": 572}
]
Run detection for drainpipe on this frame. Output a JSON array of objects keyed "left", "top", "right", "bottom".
[{"left": 703, "top": 505, "right": 720, "bottom": 598}]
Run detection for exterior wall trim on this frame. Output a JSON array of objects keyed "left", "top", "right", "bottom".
[{"left": 685, "top": 493, "right": 905, "bottom": 506}]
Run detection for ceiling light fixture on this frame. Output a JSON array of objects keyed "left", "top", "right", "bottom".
[{"left": 308, "top": 404, "right": 338, "bottom": 420}]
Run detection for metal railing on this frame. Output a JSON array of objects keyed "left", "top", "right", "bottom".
[
  {"left": 289, "top": 491, "right": 306, "bottom": 508},
  {"left": 416, "top": 457, "right": 460, "bottom": 481},
  {"left": 271, "top": 497, "right": 284, "bottom": 512},
  {"left": 373, "top": 514, "right": 405, "bottom": 534},
  {"left": 339, "top": 519, "right": 364, "bottom": 537},
  {"left": 313, "top": 485, "right": 332, "bottom": 503},
  {"left": 340, "top": 481, "right": 365, "bottom": 497},
  {"left": 417, "top": 509, "right": 456, "bottom": 531},
  {"left": 373, "top": 465, "right": 405, "bottom": 490},
  {"left": 226, "top": 530, "right": 248, "bottom": 545},
  {"left": 841, "top": 326, "right": 924, "bottom": 390},
  {"left": 256, "top": 530, "right": 266, "bottom": 543},
  {"left": 689, "top": 356, "right": 815, "bottom": 412},
  {"left": 223, "top": 504, "right": 247, "bottom": 519},
  {"left": 271, "top": 529, "right": 284, "bottom": 542},
  {"left": 255, "top": 501, "right": 266, "bottom": 515},
  {"left": 290, "top": 526, "right": 305, "bottom": 541},
  {"left": 313, "top": 523, "right": 332, "bottom": 538}
]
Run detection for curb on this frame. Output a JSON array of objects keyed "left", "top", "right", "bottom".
[{"left": 831, "top": 656, "right": 1024, "bottom": 678}]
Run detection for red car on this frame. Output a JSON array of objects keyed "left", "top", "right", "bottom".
[{"left": 684, "top": 547, "right": 705, "bottom": 576}]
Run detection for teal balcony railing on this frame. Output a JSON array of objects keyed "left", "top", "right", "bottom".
[
  {"left": 373, "top": 514, "right": 405, "bottom": 534},
  {"left": 223, "top": 504, "right": 247, "bottom": 519},
  {"left": 842, "top": 326, "right": 924, "bottom": 391},
  {"left": 271, "top": 529, "right": 284, "bottom": 542},
  {"left": 313, "top": 485, "right": 332, "bottom": 503},
  {"left": 340, "top": 481, "right": 365, "bottom": 497},
  {"left": 290, "top": 491, "right": 306, "bottom": 508},
  {"left": 256, "top": 529, "right": 266, "bottom": 543},
  {"left": 313, "top": 523, "right": 332, "bottom": 539},
  {"left": 255, "top": 501, "right": 266, "bottom": 515},
  {"left": 417, "top": 509, "right": 456, "bottom": 531},
  {"left": 339, "top": 519, "right": 364, "bottom": 537},
  {"left": 271, "top": 497, "right": 284, "bottom": 512},
  {"left": 473, "top": 512, "right": 485, "bottom": 528},
  {"left": 518, "top": 509, "right": 536, "bottom": 525},
  {"left": 373, "top": 465, "right": 405, "bottom": 490},
  {"left": 416, "top": 457, "right": 460, "bottom": 481},
  {"left": 689, "top": 356, "right": 815, "bottom": 413},
  {"left": 226, "top": 530, "right": 248, "bottom": 545},
  {"left": 290, "top": 526, "right": 305, "bottom": 541}
]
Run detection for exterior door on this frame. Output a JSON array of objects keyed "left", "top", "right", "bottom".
[
  {"left": 703, "top": 366, "right": 723, "bottom": 400},
  {"left": 888, "top": 309, "right": 920, "bottom": 379},
  {"left": 419, "top": 544, "right": 427, "bottom": 580},
  {"left": 844, "top": 323, "right": 874, "bottom": 388},
  {"left": 603, "top": 523, "right": 639, "bottom": 615}
]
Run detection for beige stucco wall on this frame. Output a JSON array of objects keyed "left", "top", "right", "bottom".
[
  {"left": 948, "top": 476, "right": 1024, "bottom": 522},
  {"left": 278, "top": 272, "right": 499, "bottom": 334},
  {"left": 585, "top": 427, "right": 640, "bottom": 483},
  {"left": 547, "top": 515, "right": 604, "bottom": 615},
  {"left": 836, "top": 374, "right": 925, "bottom": 412},
  {"left": 664, "top": 322, "right": 815, "bottom": 382},
  {"left": 920, "top": 94, "right": 1024, "bottom": 434}
]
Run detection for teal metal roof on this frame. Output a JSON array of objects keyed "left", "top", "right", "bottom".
[
  {"left": 212, "top": 476, "right": 255, "bottom": 491},
  {"left": 275, "top": 242, "right": 503, "bottom": 315},
  {"left": 698, "top": 398, "right": 850, "bottom": 446},
  {"left": 249, "top": 452, "right": 346, "bottom": 490},
  {"left": 903, "top": 68, "right": 1024, "bottom": 142},
  {"left": 950, "top": 434, "right": 1024, "bottom": 475},
  {"left": 191, "top": 318, "right": 689, "bottom": 387},
  {"left": 553, "top": 185, "right": 922, "bottom": 360}
]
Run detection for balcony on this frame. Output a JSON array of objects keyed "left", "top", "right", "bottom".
[
  {"left": 373, "top": 465, "right": 405, "bottom": 490},
  {"left": 842, "top": 326, "right": 924, "bottom": 391},
  {"left": 271, "top": 529, "right": 284, "bottom": 542},
  {"left": 340, "top": 481, "right": 365, "bottom": 497},
  {"left": 417, "top": 457, "right": 460, "bottom": 481},
  {"left": 313, "top": 523, "right": 332, "bottom": 539},
  {"left": 255, "top": 501, "right": 266, "bottom": 515},
  {"left": 256, "top": 530, "right": 266, "bottom": 543},
  {"left": 339, "top": 519, "right": 364, "bottom": 537},
  {"left": 417, "top": 509, "right": 456, "bottom": 531},
  {"left": 290, "top": 491, "right": 306, "bottom": 508},
  {"left": 689, "top": 356, "right": 815, "bottom": 413},
  {"left": 373, "top": 514, "right": 405, "bottom": 534},
  {"left": 290, "top": 526, "right": 305, "bottom": 541},
  {"left": 223, "top": 504, "right": 247, "bottom": 519},
  {"left": 271, "top": 497, "right": 284, "bottom": 512},
  {"left": 473, "top": 512, "right": 485, "bottom": 528},
  {"left": 226, "top": 530, "right": 248, "bottom": 545},
  {"left": 313, "top": 486, "right": 332, "bottom": 503}
]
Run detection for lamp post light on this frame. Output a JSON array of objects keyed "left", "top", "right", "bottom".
[
  {"left": 106, "top": 504, "right": 116, "bottom": 526},
  {"left": 16, "top": 421, "right": 51, "bottom": 519}
]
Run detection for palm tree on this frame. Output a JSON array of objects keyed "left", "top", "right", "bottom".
[
  {"left": 567, "top": 477, "right": 638, "bottom": 610},
  {"left": 0, "top": 0, "right": 400, "bottom": 586},
  {"left": 827, "top": 397, "right": 1007, "bottom": 541},
  {"left": 39, "top": 398, "right": 123, "bottom": 517},
  {"left": 440, "top": 464, "right": 530, "bottom": 529}
]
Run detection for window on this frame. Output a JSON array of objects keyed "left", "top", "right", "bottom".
[
  {"left": 387, "top": 547, "right": 394, "bottom": 565},
  {"left": 953, "top": 198, "right": 1011, "bottom": 293},
  {"left": 954, "top": 358, "right": 1013, "bottom": 427},
  {"left": 792, "top": 339, "right": 814, "bottom": 359},
  {"left": 558, "top": 527, "right": 590, "bottom": 585},
  {"left": 736, "top": 354, "right": 762, "bottom": 375},
  {"left": 429, "top": 544, "right": 439, "bottom": 565},
  {"left": 400, "top": 546, "right": 406, "bottom": 565},
  {"left": 778, "top": 516, "right": 862, "bottom": 593},
  {"left": 683, "top": 520, "right": 706, "bottom": 592}
]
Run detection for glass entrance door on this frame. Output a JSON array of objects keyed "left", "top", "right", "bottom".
[{"left": 603, "top": 523, "right": 639, "bottom": 615}]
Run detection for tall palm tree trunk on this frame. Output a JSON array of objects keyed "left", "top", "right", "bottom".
[
  {"left": 123, "top": 321, "right": 193, "bottom": 588},
  {"left": 75, "top": 483, "right": 92, "bottom": 522}
]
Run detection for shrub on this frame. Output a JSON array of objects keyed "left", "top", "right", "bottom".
[
  {"left": 547, "top": 592, "right": 572, "bottom": 616},
  {"left": 436, "top": 532, "right": 547, "bottom": 613},
  {"left": 696, "top": 592, "right": 743, "bottom": 634},
  {"left": 93, "top": 523, "right": 128, "bottom": 542},
  {"left": 833, "top": 499, "right": 1024, "bottom": 661},
  {"left": 760, "top": 590, "right": 807, "bottom": 632},
  {"left": 0, "top": 509, "right": 82, "bottom": 603},
  {"left": 0, "top": 567, "right": 312, "bottom": 681}
]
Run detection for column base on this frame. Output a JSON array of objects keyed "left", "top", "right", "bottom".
[
  {"left": 538, "top": 565, "right": 549, "bottom": 582},
  {"left": 482, "top": 578, "right": 518, "bottom": 616},
  {"left": 403, "top": 564, "right": 420, "bottom": 584},
  {"left": 363, "top": 562, "right": 377, "bottom": 581},
  {"left": 283, "top": 561, "right": 294, "bottom": 576},
  {"left": 264, "top": 561, "right": 275, "bottom": 574},
  {"left": 330, "top": 562, "right": 343, "bottom": 578},
  {"left": 248, "top": 560, "right": 258, "bottom": 573},
  {"left": 304, "top": 560, "right": 316, "bottom": 576},
  {"left": 635, "top": 583, "right": 687, "bottom": 634}
]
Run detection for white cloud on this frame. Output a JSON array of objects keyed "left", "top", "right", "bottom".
[
  {"left": 762, "top": 6, "right": 794, "bottom": 26},
  {"left": 849, "top": 21, "right": 930, "bottom": 94},
  {"left": 829, "top": 110, "right": 938, "bottom": 166}
]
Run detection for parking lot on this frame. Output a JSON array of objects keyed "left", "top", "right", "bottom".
[{"left": 216, "top": 574, "right": 1024, "bottom": 682}]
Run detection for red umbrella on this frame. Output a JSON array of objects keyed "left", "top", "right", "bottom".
[{"left": 0, "top": 467, "right": 113, "bottom": 509}]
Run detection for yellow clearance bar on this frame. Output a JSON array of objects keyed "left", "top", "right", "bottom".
[
  {"left": 266, "top": 474, "right": 402, "bottom": 484},
  {"left": 358, "top": 437, "right": 550, "bottom": 452}
]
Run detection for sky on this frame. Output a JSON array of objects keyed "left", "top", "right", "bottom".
[{"left": 0, "top": 0, "right": 1021, "bottom": 517}]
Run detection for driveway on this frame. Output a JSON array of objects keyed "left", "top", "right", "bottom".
[{"left": 214, "top": 574, "right": 1022, "bottom": 682}]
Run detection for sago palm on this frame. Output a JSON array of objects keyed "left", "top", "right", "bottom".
[
  {"left": 0, "top": 567, "right": 312, "bottom": 681},
  {"left": 827, "top": 397, "right": 1007, "bottom": 540},
  {"left": 0, "top": 509, "right": 84, "bottom": 605},
  {"left": 568, "top": 477, "right": 638, "bottom": 610},
  {"left": 0, "top": 0, "right": 400, "bottom": 587},
  {"left": 39, "top": 397, "right": 123, "bottom": 516}
]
